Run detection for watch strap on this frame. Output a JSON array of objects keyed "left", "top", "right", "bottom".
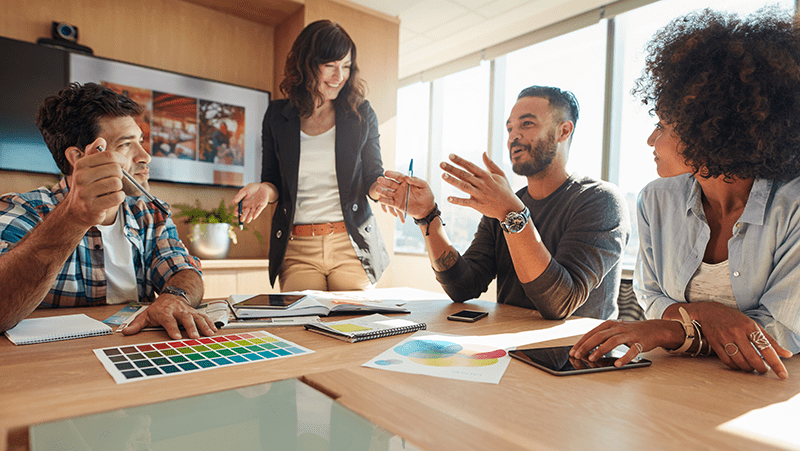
[
  {"left": 667, "top": 306, "right": 695, "bottom": 354},
  {"left": 413, "top": 203, "right": 444, "bottom": 236},
  {"left": 163, "top": 286, "right": 190, "bottom": 305}
]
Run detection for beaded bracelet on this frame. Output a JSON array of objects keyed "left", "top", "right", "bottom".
[{"left": 413, "top": 203, "right": 445, "bottom": 236}]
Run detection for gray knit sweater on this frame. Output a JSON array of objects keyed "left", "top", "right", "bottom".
[{"left": 435, "top": 175, "right": 630, "bottom": 320}]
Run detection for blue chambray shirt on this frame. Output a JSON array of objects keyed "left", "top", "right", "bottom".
[
  {"left": 0, "top": 178, "right": 201, "bottom": 307},
  {"left": 634, "top": 173, "right": 800, "bottom": 354}
]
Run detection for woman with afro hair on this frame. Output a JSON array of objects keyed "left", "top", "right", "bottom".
[{"left": 572, "top": 7, "right": 800, "bottom": 379}]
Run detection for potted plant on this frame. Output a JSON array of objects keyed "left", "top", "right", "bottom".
[{"left": 172, "top": 199, "right": 261, "bottom": 259}]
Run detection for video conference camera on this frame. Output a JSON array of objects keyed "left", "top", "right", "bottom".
[{"left": 37, "top": 21, "right": 93, "bottom": 55}]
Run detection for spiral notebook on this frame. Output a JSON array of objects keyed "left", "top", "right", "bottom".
[
  {"left": 304, "top": 313, "right": 426, "bottom": 343},
  {"left": 4, "top": 314, "right": 113, "bottom": 345}
]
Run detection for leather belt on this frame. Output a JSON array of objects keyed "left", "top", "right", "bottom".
[{"left": 292, "top": 221, "right": 347, "bottom": 236}]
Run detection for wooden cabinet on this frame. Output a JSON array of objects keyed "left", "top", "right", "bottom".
[{"left": 200, "top": 259, "right": 278, "bottom": 300}]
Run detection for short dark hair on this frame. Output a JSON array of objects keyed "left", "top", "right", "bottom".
[
  {"left": 279, "top": 20, "right": 366, "bottom": 119},
  {"left": 35, "top": 82, "right": 142, "bottom": 175},
  {"left": 633, "top": 7, "right": 800, "bottom": 181},
  {"left": 517, "top": 85, "right": 580, "bottom": 127}
]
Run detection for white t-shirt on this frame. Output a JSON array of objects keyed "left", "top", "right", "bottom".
[
  {"left": 685, "top": 260, "right": 738, "bottom": 309},
  {"left": 294, "top": 126, "right": 344, "bottom": 224},
  {"left": 96, "top": 210, "right": 139, "bottom": 304}
]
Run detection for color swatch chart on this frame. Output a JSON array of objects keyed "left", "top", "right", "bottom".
[{"left": 93, "top": 331, "right": 314, "bottom": 384}]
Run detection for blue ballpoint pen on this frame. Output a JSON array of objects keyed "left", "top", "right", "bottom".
[
  {"left": 404, "top": 159, "right": 413, "bottom": 219},
  {"left": 238, "top": 200, "right": 244, "bottom": 229}
]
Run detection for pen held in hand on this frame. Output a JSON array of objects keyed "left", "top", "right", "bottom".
[
  {"left": 238, "top": 200, "right": 244, "bottom": 230},
  {"left": 116, "top": 304, "right": 148, "bottom": 332},
  {"left": 96, "top": 145, "right": 170, "bottom": 216},
  {"left": 404, "top": 159, "right": 413, "bottom": 219}
]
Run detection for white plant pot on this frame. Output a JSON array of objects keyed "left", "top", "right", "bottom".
[{"left": 188, "top": 223, "right": 231, "bottom": 260}]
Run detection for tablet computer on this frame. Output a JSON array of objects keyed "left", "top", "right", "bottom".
[
  {"left": 509, "top": 345, "right": 651, "bottom": 376},
  {"left": 234, "top": 294, "right": 306, "bottom": 309}
]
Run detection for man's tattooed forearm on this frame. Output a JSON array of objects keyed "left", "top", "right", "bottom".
[{"left": 434, "top": 249, "right": 459, "bottom": 271}]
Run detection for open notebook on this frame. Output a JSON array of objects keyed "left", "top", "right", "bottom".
[
  {"left": 304, "top": 313, "right": 426, "bottom": 343},
  {"left": 4, "top": 314, "right": 112, "bottom": 345}
]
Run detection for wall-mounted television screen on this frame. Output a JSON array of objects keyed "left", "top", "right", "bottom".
[
  {"left": 0, "top": 36, "right": 270, "bottom": 188},
  {"left": 0, "top": 36, "right": 66, "bottom": 176}
]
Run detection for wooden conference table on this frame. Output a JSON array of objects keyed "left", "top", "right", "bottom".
[{"left": 2, "top": 298, "right": 799, "bottom": 451}]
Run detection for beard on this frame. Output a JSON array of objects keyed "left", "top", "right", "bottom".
[
  {"left": 511, "top": 130, "right": 558, "bottom": 177},
  {"left": 121, "top": 165, "right": 150, "bottom": 197}
]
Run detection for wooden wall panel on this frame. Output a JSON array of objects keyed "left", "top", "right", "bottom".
[
  {"left": 273, "top": 7, "right": 305, "bottom": 100},
  {"left": 0, "top": 0, "right": 273, "bottom": 91}
]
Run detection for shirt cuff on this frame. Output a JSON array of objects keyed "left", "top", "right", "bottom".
[{"left": 642, "top": 293, "right": 675, "bottom": 320}]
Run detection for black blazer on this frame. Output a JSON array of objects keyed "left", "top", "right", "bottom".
[{"left": 261, "top": 98, "right": 390, "bottom": 286}]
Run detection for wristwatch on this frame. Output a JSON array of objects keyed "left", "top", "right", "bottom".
[
  {"left": 162, "top": 286, "right": 190, "bottom": 305},
  {"left": 499, "top": 206, "right": 530, "bottom": 234}
]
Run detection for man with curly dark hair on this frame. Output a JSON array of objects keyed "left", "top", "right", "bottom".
[
  {"left": 0, "top": 83, "right": 215, "bottom": 339},
  {"left": 572, "top": 7, "right": 800, "bottom": 379}
]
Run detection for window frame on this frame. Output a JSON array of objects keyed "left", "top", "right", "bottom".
[{"left": 394, "top": 0, "right": 800, "bottom": 270}]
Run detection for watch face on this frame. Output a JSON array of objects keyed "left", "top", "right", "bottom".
[
  {"left": 502, "top": 207, "right": 530, "bottom": 233},
  {"left": 506, "top": 213, "right": 526, "bottom": 232}
]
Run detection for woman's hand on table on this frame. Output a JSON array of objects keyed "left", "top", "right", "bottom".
[
  {"left": 570, "top": 319, "right": 683, "bottom": 367},
  {"left": 677, "top": 302, "right": 791, "bottom": 379}
]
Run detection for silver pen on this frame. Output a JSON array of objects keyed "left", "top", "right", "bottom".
[{"left": 96, "top": 145, "right": 170, "bottom": 215}]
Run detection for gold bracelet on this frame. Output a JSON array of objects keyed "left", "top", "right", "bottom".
[{"left": 690, "top": 321, "right": 703, "bottom": 357}]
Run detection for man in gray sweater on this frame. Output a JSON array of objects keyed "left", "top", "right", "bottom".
[{"left": 377, "top": 86, "right": 630, "bottom": 320}]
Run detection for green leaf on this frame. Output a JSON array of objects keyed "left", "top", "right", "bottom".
[{"left": 172, "top": 198, "right": 263, "bottom": 246}]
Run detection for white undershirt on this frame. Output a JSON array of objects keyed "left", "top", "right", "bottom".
[
  {"left": 294, "top": 126, "right": 344, "bottom": 224},
  {"left": 96, "top": 210, "right": 139, "bottom": 304},
  {"left": 684, "top": 260, "right": 738, "bottom": 309}
]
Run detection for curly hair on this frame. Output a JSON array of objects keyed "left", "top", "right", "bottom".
[
  {"left": 632, "top": 7, "right": 800, "bottom": 181},
  {"left": 279, "top": 20, "right": 366, "bottom": 119},
  {"left": 36, "top": 82, "right": 142, "bottom": 175}
]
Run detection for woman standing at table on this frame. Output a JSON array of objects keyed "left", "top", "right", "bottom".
[
  {"left": 571, "top": 7, "right": 800, "bottom": 379},
  {"left": 234, "top": 20, "right": 393, "bottom": 292}
]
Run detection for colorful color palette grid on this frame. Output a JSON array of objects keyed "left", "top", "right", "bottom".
[{"left": 93, "top": 331, "right": 314, "bottom": 384}]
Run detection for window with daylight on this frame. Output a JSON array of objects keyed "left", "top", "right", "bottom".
[{"left": 395, "top": 0, "right": 797, "bottom": 270}]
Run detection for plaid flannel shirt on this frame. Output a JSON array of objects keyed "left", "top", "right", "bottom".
[{"left": 0, "top": 178, "right": 201, "bottom": 307}]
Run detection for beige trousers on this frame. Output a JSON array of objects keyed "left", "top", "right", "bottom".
[{"left": 278, "top": 232, "right": 372, "bottom": 292}]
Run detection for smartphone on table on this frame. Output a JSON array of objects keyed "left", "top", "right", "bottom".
[{"left": 447, "top": 309, "right": 488, "bottom": 322}]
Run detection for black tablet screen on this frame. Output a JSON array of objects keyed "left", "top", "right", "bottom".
[
  {"left": 236, "top": 294, "right": 305, "bottom": 309},
  {"left": 509, "top": 345, "right": 651, "bottom": 376}
]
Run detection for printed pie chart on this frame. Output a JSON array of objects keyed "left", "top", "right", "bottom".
[{"left": 394, "top": 339, "right": 506, "bottom": 367}]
